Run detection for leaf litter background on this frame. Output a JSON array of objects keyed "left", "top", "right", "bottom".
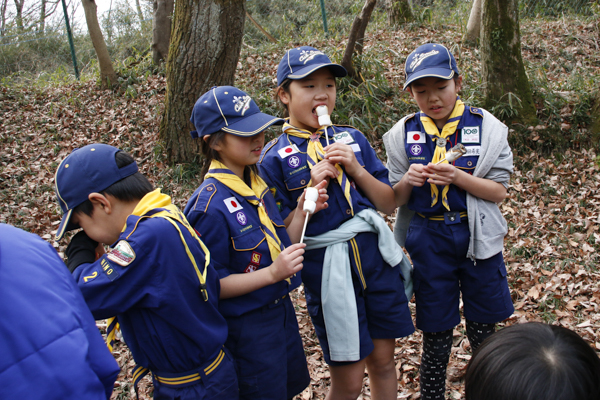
[{"left": 1, "top": 20, "right": 599, "bottom": 399}]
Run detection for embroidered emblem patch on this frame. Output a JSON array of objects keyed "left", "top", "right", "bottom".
[
  {"left": 224, "top": 197, "right": 243, "bottom": 213},
  {"left": 278, "top": 144, "right": 299, "bottom": 158},
  {"left": 299, "top": 50, "right": 324, "bottom": 64},
  {"left": 244, "top": 264, "right": 259, "bottom": 273},
  {"left": 236, "top": 211, "right": 247, "bottom": 226},
  {"left": 83, "top": 271, "right": 98, "bottom": 283},
  {"left": 409, "top": 50, "right": 439, "bottom": 71},
  {"left": 410, "top": 144, "right": 423, "bottom": 156},
  {"left": 407, "top": 131, "right": 426, "bottom": 143},
  {"left": 333, "top": 131, "right": 354, "bottom": 144},
  {"left": 233, "top": 95, "right": 251, "bottom": 115},
  {"left": 288, "top": 155, "right": 301, "bottom": 169},
  {"left": 251, "top": 251, "right": 262, "bottom": 264},
  {"left": 107, "top": 240, "right": 135, "bottom": 266},
  {"left": 462, "top": 126, "right": 480, "bottom": 144}
]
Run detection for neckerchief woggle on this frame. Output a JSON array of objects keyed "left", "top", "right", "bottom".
[
  {"left": 204, "top": 160, "right": 289, "bottom": 283},
  {"left": 105, "top": 189, "right": 211, "bottom": 352},
  {"left": 283, "top": 121, "right": 353, "bottom": 216},
  {"left": 420, "top": 97, "right": 465, "bottom": 211}
]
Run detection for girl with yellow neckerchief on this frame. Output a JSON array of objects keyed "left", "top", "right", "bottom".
[
  {"left": 384, "top": 43, "right": 514, "bottom": 400},
  {"left": 183, "top": 86, "right": 327, "bottom": 400}
]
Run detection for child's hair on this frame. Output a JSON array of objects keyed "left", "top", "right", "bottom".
[
  {"left": 199, "top": 131, "right": 259, "bottom": 182},
  {"left": 465, "top": 322, "right": 600, "bottom": 400},
  {"left": 73, "top": 151, "right": 153, "bottom": 217},
  {"left": 274, "top": 79, "right": 293, "bottom": 117}
]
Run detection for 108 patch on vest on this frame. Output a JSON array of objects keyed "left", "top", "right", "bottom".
[
  {"left": 333, "top": 131, "right": 354, "bottom": 145},
  {"left": 107, "top": 240, "right": 136, "bottom": 266},
  {"left": 461, "top": 126, "right": 480, "bottom": 144}
]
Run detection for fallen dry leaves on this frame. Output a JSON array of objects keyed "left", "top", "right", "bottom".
[{"left": 1, "top": 16, "right": 599, "bottom": 400}]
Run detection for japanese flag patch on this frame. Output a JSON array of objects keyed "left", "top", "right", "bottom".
[
  {"left": 278, "top": 144, "right": 300, "bottom": 159},
  {"left": 107, "top": 240, "right": 135, "bottom": 267},
  {"left": 407, "top": 131, "right": 426, "bottom": 143},
  {"left": 224, "top": 197, "right": 243, "bottom": 213}
]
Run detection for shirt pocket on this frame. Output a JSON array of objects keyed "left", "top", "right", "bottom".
[
  {"left": 231, "top": 226, "right": 265, "bottom": 252},
  {"left": 284, "top": 169, "right": 311, "bottom": 191}
]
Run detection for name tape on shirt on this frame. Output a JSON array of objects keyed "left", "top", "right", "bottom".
[
  {"left": 107, "top": 240, "right": 136, "bottom": 266},
  {"left": 224, "top": 197, "right": 243, "bottom": 213},
  {"left": 407, "top": 131, "right": 426, "bottom": 143},
  {"left": 461, "top": 126, "right": 480, "bottom": 144},
  {"left": 465, "top": 146, "right": 481, "bottom": 157},
  {"left": 350, "top": 143, "right": 361, "bottom": 153},
  {"left": 333, "top": 131, "right": 354, "bottom": 145},
  {"left": 278, "top": 144, "right": 300, "bottom": 159}
]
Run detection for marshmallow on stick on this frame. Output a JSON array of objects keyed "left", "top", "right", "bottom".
[
  {"left": 300, "top": 187, "right": 319, "bottom": 244},
  {"left": 316, "top": 105, "right": 332, "bottom": 146},
  {"left": 435, "top": 143, "right": 467, "bottom": 165}
]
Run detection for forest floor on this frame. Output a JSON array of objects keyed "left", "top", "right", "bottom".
[{"left": 1, "top": 17, "right": 600, "bottom": 400}]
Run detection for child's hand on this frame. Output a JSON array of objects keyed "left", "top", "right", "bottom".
[
  {"left": 324, "top": 143, "right": 362, "bottom": 176},
  {"left": 298, "top": 180, "right": 329, "bottom": 216},
  {"left": 423, "top": 163, "right": 458, "bottom": 186},
  {"left": 269, "top": 243, "right": 306, "bottom": 282},
  {"left": 311, "top": 160, "right": 338, "bottom": 187},
  {"left": 404, "top": 163, "right": 428, "bottom": 187}
]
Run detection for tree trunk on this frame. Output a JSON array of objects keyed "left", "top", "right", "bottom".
[
  {"left": 2, "top": 0, "right": 9, "bottom": 36},
  {"left": 591, "top": 89, "right": 600, "bottom": 149},
  {"left": 152, "top": 0, "right": 173, "bottom": 65},
  {"left": 82, "top": 0, "right": 118, "bottom": 88},
  {"left": 159, "top": 0, "right": 246, "bottom": 163},
  {"left": 387, "top": 0, "right": 413, "bottom": 27},
  {"left": 341, "top": 0, "right": 377, "bottom": 80},
  {"left": 38, "top": 0, "right": 46, "bottom": 34},
  {"left": 480, "top": 0, "right": 536, "bottom": 125},
  {"left": 14, "top": 0, "right": 24, "bottom": 32},
  {"left": 464, "top": 0, "right": 481, "bottom": 44}
]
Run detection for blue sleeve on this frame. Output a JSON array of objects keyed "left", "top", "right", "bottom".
[
  {"left": 258, "top": 148, "right": 297, "bottom": 221},
  {"left": 353, "top": 129, "right": 391, "bottom": 186}
]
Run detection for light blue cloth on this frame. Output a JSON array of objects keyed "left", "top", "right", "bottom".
[{"left": 304, "top": 208, "right": 412, "bottom": 362}]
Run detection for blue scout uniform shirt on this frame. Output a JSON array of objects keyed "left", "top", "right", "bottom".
[
  {"left": 404, "top": 106, "right": 484, "bottom": 216},
  {"left": 72, "top": 190, "right": 228, "bottom": 376},
  {"left": 0, "top": 223, "right": 119, "bottom": 399},
  {"left": 258, "top": 125, "right": 391, "bottom": 237},
  {"left": 184, "top": 178, "right": 300, "bottom": 318}
]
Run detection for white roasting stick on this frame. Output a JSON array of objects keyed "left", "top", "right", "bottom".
[
  {"left": 300, "top": 187, "right": 319, "bottom": 244},
  {"left": 316, "top": 105, "right": 332, "bottom": 147},
  {"left": 435, "top": 143, "right": 467, "bottom": 165}
]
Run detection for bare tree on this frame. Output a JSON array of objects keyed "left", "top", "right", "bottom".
[
  {"left": 341, "top": 0, "right": 376, "bottom": 80},
  {"left": 81, "top": 0, "right": 118, "bottom": 88},
  {"left": 159, "top": 0, "right": 246, "bottom": 162},
  {"left": 480, "top": 0, "right": 536, "bottom": 124},
  {"left": 464, "top": 0, "right": 481, "bottom": 44},
  {"left": 13, "top": 0, "right": 24, "bottom": 31},
  {"left": 1, "top": 0, "right": 8, "bottom": 36},
  {"left": 387, "top": 0, "right": 413, "bottom": 27},
  {"left": 151, "top": 0, "right": 173, "bottom": 64}
]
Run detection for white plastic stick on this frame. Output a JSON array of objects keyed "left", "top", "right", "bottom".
[{"left": 299, "top": 187, "right": 319, "bottom": 244}]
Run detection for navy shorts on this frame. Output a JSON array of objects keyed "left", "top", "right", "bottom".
[
  {"left": 225, "top": 294, "right": 310, "bottom": 400},
  {"left": 152, "top": 347, "right": 239, "bottom": 400},
  {"left": 303, "top": 232, "right": 415, "bottom": 365},
  {"left": 406, "top": 214, "right": 514, "bottom": 333}
]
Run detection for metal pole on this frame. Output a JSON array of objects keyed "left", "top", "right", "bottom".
[
  {"left": 319, "top": 0, "right": 328, "bottom": 35},
  {"left": 61, "top": 0, "right": 79, "bottom": 80}
]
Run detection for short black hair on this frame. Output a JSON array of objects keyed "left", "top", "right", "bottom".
[
  {"left": 465, "top": 322, "right": 600, "bottom": 400},
  {"left": 73, "top": 151, "right": 153, "bottom": 217}
]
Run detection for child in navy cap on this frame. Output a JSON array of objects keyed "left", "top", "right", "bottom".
[
  {"left": 258, "top": 46, "right": 415, "bottom": 399},
  {"left": 54, "top": 144, "right": 239, "bottom": 400},
  {"left": 184, "top": 86, "right": 328, "bottom": 400},
  {"left": 383, "top": 43, "right": 514, "bottom": 399}
]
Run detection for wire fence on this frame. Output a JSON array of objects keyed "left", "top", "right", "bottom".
[{"left": 0, "top": 0, "right": 595, "bottom": 79}]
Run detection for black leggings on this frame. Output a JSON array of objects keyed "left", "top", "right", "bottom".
[{"left": 419, "top": 321, "right": 495, "bottom": 400}]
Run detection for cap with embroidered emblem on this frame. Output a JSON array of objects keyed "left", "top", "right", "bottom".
[
  {"left": 190, "top": 86, "right": 283, "bottom": 139},
  {"left": 54, "top": 143, "right": 139, "bottom": 241},
  {"left": 403, "top": 43, "right": 459, "bottom": 90},
  {"left": 277, "top": 46, "right": 347, "bottom": 86}
]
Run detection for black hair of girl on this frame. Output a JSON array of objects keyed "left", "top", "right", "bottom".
[
  {"left": 199, "top": 131, "right": 259, "bottom": 183},
  {"left": 274, "top": 79, "right": 293, "bottom": 118},
  {"left": 465, "top": 322, "right": 600, "bottom": 400}
]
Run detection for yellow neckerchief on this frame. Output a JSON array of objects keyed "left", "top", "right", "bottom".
[
  {"left": 105, "top": 189, "right": 211, "bottom": 352},
  {"left": 283, "top": 122, "right": 353, "bottom": 216},
  {"left": 420, "top": 97, "right": 465, "bottom": 211},
  {"left": 204, "top": 160, "right": 287, "bottom": 273}
]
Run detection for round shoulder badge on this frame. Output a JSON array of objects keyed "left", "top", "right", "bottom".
[
  {"left": 236, "top": 211, "right": 247, "bottom": 226},
  {"left": 288, "top": 155, "right": 301, "bottom": 168}
]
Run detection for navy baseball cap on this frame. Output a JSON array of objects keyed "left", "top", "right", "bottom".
[
  {"left": 403, "top": 43, "right": 459, "bottom": 90},
  {"left": 190, "top": 86, "right": 283, "bottom": 139},
  {"left": 54, "top": 144, "right": 139, "bottom": 241},
  {"left": 277, "top": 46, "right": 347, "bottom": 86}
]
